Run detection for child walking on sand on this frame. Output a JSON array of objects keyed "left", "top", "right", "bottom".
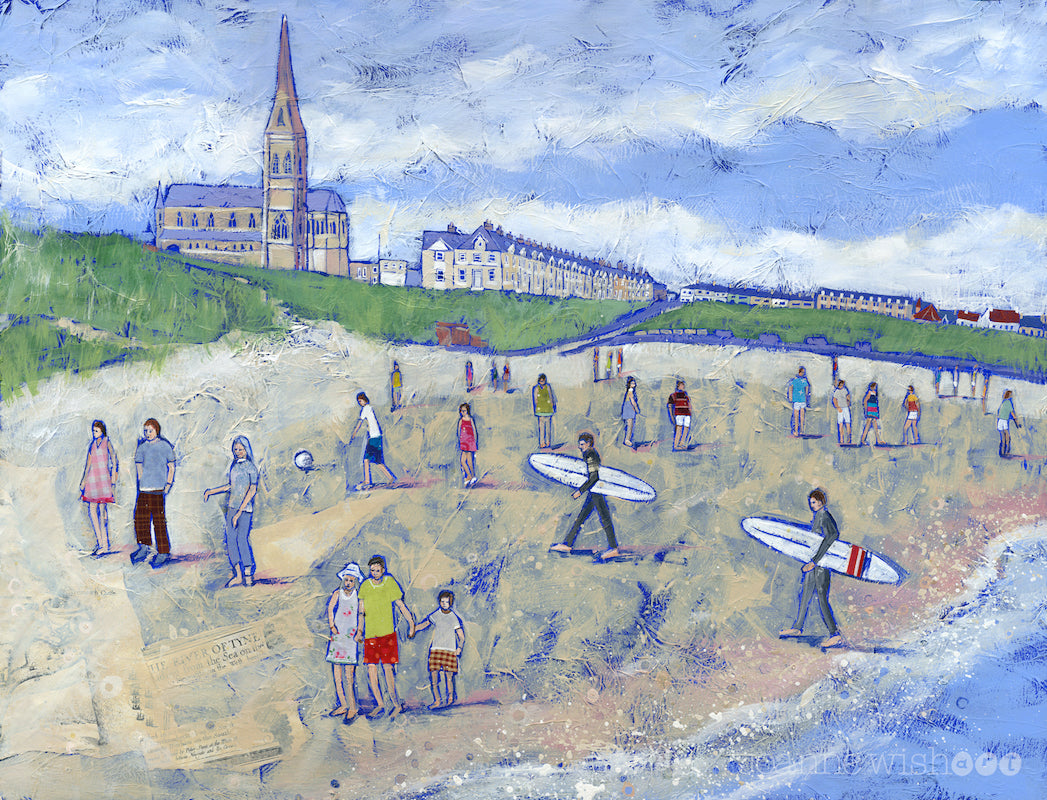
[{"left": 411, "top": 590, "right": 465, "bottom": 709}]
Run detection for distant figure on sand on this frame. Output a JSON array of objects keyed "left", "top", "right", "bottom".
[
  {"left": 203, "top": 435, "right": 260, "bottom": 587},
  {"left": 326, "top": 562, "right": 363, "bottom": 722},
  {"left": 982, "top": 371, "right": 991, "bottom": 414},
  {"left": 779, "top": 488, "right": 843, "bottom": 648},
  {"left": 457, "top": 402, "right": 478, "bottom": 485},
  {"left": 787, "top": 367, "right": 811, "bottom": 437},
  {"left": 621, "top": 376, "right": 641, "bottom": 448},
  {"left": 593, "top": 348, "right": 600, "bottom": 383},
  {"left": 859, "top": 382, "right": 884, "bottom": 446},
  {"left": 606, "top": 351, "right": 613, "bottom": 380},
  {"left": 532, "top": 374, "right": 557, "bottom": 449},
  {"left": 390, "top": 362, "right": 403, "bottom": 411},
  {"left": 465, "top": 360, "right": 474, "bottom": 392},
  {"left": 490, "top": 361, "right": 499, "bottom": 391},
  {"left": 617, "top": 348, "right": 623, "bottom": 377},
  {"left": 997, "top": 390, "right": 1021, "bottom": 458},
  {"left": 349, "top": 393, "right": 397, "bottom": 490},
  {"left": 132, "top": 418, "right": 176, "bottom": 569},
  {"left": 666, "top": 380, "right": 692, "bottom": 451},
  {"left": 832, "top": 379, "right": 852, "bottom": 446},
  {"left": 79, "top": 419, "right": 119, "bottom": 557},
  {"left": 358, "top": 554, "right": 416, "bottom": 718},
  {"left": 411, "top": 590, "right": 465, "bottom": 709},
  {"left": 549, "top": 432, "right": 620, "bottom": 562},
  {"left": 901, "top": 385, "right": 921, "bottom": 445},
  {"left": 502, "top": 362, "right": 511, "bottom": 392}
]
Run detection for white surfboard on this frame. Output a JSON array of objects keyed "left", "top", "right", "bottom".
[
  {"left": 528, "top": 453, "right": 657, "bottom": 503},
  {"left": 741, "top": 516, "right": 905, "bottom": 584}
]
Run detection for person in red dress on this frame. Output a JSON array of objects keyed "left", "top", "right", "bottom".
[
  {"left": 79, "top": 419, "right": 119, "bottom": 557},
  {"left": 457, "top": 402, "right": 478, "bottom": 485}
]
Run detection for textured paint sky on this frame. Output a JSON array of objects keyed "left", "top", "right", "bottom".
[{"left": 3, "top": 0, "right": 1047, "bottom": 307}]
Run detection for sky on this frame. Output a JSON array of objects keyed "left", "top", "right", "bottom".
[{"left": 3, "top": 0, "right": 1047, "bottom": 308}]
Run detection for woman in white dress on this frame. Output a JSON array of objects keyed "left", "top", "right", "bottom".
[{"left": 326, "top": 562, "right": 364, "bottom": 722}]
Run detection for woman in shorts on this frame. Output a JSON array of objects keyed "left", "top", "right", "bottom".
[{"left": 901, "top": 385, "right": 921, "bottom": 445}]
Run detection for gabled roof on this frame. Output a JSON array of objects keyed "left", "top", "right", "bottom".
[
  {"left": 912, "top": 300, "right": 942, "bottom": 322},
  {"left": 988, "top": 309, "right": 1020, "bottom": 324},
  {"left": 162, "top": 184, "right": 344, "bottom": 214},
  {"left": 165, "top": 184, "right": 262, "bottom": 208},
  {"left": 956, "top": 310, "right": 981, "bottom": 321}
]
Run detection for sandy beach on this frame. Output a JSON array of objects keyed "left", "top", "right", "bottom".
[{"left": 1, "top": 323, "right": 1044, "bottom": 798}]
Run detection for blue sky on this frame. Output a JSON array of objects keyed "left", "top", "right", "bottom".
[{"left": 3, "top": 0, "right": 1047, "bottom": 307}]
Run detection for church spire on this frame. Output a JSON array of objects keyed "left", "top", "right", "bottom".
[
  {"left": 266, "top": 16, "right": 306, "bottom": 135},
  {"left": 262, "top": 16, "right": 309, "bottom": 270}
]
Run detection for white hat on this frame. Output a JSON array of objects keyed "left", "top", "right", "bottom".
[{"left": 337, "top": 562, "right": 363, "bottom": 583}]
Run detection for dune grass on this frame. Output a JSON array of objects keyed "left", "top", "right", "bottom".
[
  {"left": 0, "top": 222, "right": 637, "bottom": 397},
  {"left": 189, "top": 259, "right": 637, "bottom": 350},
  {"left": 634, "top": 303, "right": 1047, "bottom": 374}
]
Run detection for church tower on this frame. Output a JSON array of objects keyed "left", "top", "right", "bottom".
[{"left": 262, "top": 17, "right": 308, "bottom": 270}]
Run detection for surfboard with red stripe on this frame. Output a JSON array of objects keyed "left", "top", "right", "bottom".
[{"left": 740, "top": 516, "right": 905, "bottom": 585}]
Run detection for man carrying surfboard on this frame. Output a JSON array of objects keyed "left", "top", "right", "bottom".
[
  {"left": 779, "top": 488, "right": 843, "bottom": 648},
  {"left": 549, "top": 432, "right": 620, "bottom": 562}
]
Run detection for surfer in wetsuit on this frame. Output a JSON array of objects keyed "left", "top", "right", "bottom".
[
  {"left": 549, "top": 432, "right": 620, "bottom": 562},
  {"left": 779, "top": 488, "right": 843, "bottom": 648}
]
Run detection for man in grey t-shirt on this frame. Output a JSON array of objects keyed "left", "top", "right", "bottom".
[
  {"left": 132, "top": 418, "right": 176, "bottom": 568},
  {"left": 832, "top": 379, "right": 852, "bottom": 446}
]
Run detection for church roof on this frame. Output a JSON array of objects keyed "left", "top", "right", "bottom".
[
  {"left": 307, "top": 189, "right": 345, "bottom": 213},
  {"left": 165, "top": 184, "right": 261, "bottom": 208},
  {"left": 162, "top": 184, "right": 345, "bottom": 213}
]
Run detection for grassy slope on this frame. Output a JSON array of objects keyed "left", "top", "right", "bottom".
[
  {"left": 0, "top": 223, "right": 636, "bottom": 397},
  {"left": 194, "top": 259, "right": 636, "bottom": 350},
  {"left": 634, "top": 302, "right": 1047, "bottom": 373}
]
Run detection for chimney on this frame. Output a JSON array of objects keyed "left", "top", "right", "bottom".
[
  {"left": 483, "top": 220, "right": 494, "bottom": 230},
  {"left": 447, "top": 222, "right": 457, "bottom": 233}
]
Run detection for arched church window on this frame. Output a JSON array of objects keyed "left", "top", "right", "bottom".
[
  {"left": 273, "top": 213, "right": 288, "bottom": 239},
  {"left": 284, "top": 153, "right": 292, "bottom": 173},
  {"left": 228, "top": 213, "right": 236, "bottom": 227},
  {"left": 176, "top": 212, "right": 183, "bottom": 226},
  {"left": 249, "top": 214, "right": 256, "bottom": 229},
  {"left": 207, "top": 213, "right": 215, "bottom": 228},
  {"left": 271, "top": 152, "right": 280, "bottom": 174},
  {"left": 191, "top": 213, "right": 198, "bottom": 227}
]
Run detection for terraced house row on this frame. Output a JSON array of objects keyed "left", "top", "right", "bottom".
[{"left": 420, "top": 222, "right": 657, "bottom": 302}]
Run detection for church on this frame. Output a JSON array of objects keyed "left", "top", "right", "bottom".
[{"left": 153, "top": 18, "right": 349, "bottom": 276}]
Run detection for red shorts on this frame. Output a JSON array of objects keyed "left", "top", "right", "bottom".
[{"left": 363, "top": 633, "right": 399, "bottom": 664}]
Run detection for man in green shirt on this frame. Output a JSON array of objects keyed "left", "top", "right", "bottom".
[{"left": 358, "top": 554, "right": 416, "bottom": 718}]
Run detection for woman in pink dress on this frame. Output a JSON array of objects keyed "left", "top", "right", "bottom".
[
  {"left": 457, "top": 402, "right": 478, "bottom": 485},
  {"left": 79, "top": 419, "right": 119, "bottom": 556}
]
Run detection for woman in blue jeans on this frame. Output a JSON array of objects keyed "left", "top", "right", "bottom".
[{"left": 203, "top": 435, "right": 260, "bottom": 587}]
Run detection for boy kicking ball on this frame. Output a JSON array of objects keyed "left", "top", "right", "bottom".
[{"left": 411, "top": 590, "right": 465, "bottom": 709}]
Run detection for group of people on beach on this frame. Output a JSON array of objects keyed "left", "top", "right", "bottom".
[
  {"left": 790, "top": 364, "right": 1023, "bottom": 454},
  {"left": 78, "top": 417, "right": 260, "bottom": 584},
  {"left": 324, "top": 554, "right": 464, "bottom": 722}
]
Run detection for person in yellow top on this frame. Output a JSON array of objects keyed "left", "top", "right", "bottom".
[
  {"left": 358, "top": 554, "right": 416, "bottom": 718},
  {"left": 532, "top": 373, "right": 557, "bottom": 449},
  {"left": 390, "top": 361, "right": 403, "bottom": 411}
]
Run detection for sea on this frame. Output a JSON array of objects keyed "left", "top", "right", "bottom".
[{"left": 406, "top": 524, "right": 1047, "bottom": 800}]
